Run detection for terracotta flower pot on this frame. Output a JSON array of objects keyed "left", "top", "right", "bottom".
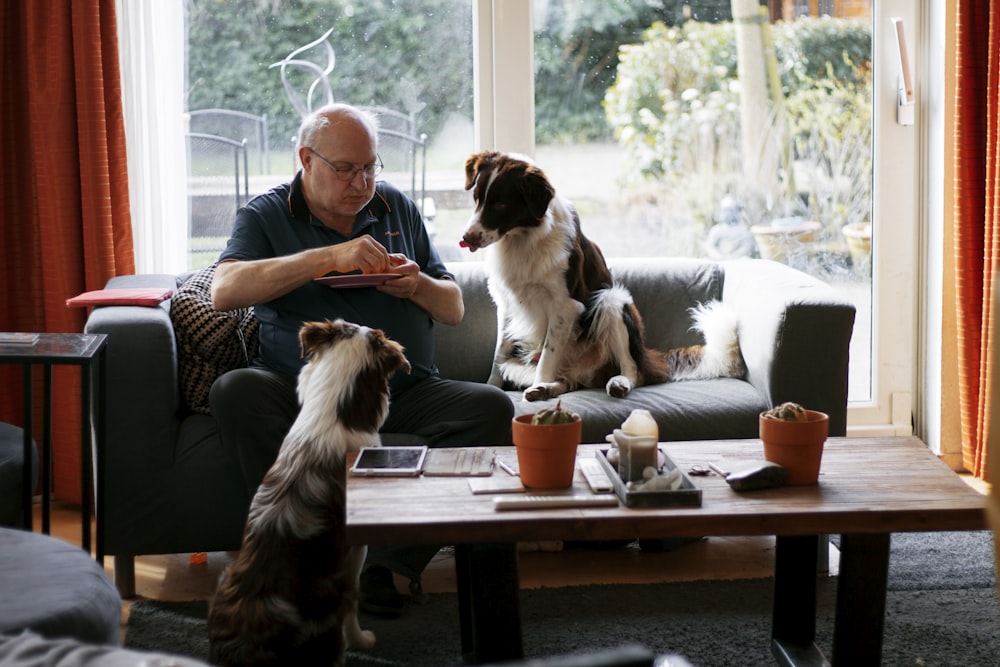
[
  {"left": 512, "top": 414, "right": 582, "bottom": 489},
  {"left": 759, "top": 410, "right": 829, "bottom": 485}
]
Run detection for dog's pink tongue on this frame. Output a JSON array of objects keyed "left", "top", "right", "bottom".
[{"left": 459, "top": 240, "right": 477, "bottom": 253}]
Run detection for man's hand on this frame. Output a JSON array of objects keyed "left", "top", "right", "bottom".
[
  {"left": 317, "top": 236, "right": 393, "bottom": 277},
  {"left": 377, "top": 254, "right": 464, "bottom": 325},
  {"left": 377, "top": 254, "right": 420, "bottom": 299}
]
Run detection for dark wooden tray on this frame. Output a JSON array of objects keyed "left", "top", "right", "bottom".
[{"left": 595, "top": 448, "right": 702, "bottom": 508}]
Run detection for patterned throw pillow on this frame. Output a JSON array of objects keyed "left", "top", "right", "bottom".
[{"left": 170, "top": 264, "right": 259, "bottom": 415}]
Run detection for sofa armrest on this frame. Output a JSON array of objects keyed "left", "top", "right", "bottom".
[
  {"left": 722, "top": 259, "right": 856, "bottom": 436},
  {"left": 84, "top": 274, "right": 181, "bottom": 468}
]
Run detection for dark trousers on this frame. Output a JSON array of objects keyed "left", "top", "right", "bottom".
[{"left": 210, "top": 366, "right": 514, "bottom": 581}]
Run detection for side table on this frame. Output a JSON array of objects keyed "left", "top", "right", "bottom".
[{"left": 0, "top": 333, "right": 108, "bottom": 561}]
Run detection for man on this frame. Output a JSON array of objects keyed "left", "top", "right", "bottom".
[{"left": 210, "top": 103, "right": 513, "bottom": 616}]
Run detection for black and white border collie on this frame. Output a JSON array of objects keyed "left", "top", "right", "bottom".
[
  {"left": 207, "top": 319, "right": 410, "bottom": 667},
  {"left": 460, "top": 150, "right": 745, "bottom": 401}
]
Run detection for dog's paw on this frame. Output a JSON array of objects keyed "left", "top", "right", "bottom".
[
  {"left": 524, "top": 382, "right": 566, "bottom": 401},
  {"left": 524, "top": 385, "right": 550, "bottom": 401},
  {"left": 606, "top": 375, "right": 633, "bottom": 398},
  {"left": 347, "top": 628, "right": 376, "bottom": 651}
]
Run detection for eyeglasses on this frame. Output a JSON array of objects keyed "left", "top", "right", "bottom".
[{"left": 307, "top": 147, "right": 383, "bottom": 182}]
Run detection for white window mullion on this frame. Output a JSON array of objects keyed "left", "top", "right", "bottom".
[
  {"left": 473, "top": 0, "right": 494, "bottom": 150},
  {"left": 476, "top": 0, "right": 534, "bottom": 155}
]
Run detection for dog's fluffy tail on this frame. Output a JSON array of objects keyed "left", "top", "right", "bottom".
[{"left": 667, "top": 301, "right": 745, "bottom": 381}]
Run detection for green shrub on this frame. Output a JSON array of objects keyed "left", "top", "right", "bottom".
[{"left": 186, "top": 0, "right": 473, "bottom": 146}]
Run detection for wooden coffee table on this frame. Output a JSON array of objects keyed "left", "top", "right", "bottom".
[{"left": 346, "top": 436, "right": 987, "bottom": 666}]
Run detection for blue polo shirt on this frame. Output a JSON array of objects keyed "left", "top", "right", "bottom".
[{"left": 219, "top": 172, "right": 452, "bottom": 395}]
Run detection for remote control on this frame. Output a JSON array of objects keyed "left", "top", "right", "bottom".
[
  {"left": 493, "top": 494, "right": 619, "bottom": 511},
  {"left": 578, "top": 458, "right": 615, "bottom": 493}
]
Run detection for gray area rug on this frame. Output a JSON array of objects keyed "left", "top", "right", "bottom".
[{"left": 124, "top": 531, "right": 1000, "bottom": 666}]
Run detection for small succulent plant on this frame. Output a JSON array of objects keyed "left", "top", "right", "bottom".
[
  {"left": 763, "top": 402, "right": 809, "bottom": 421},
  {"left": 531, "top": 400, "right": 580, "bottom": 425}
]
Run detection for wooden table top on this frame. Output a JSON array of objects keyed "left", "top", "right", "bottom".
[{"left": 346, "top": 436, "right": 987, "bottom": 546}]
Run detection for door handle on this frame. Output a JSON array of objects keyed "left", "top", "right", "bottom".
[{"left": 892, "top": 17, "right": 915, "bottom": 126}]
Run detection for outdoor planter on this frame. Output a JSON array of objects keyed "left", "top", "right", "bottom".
[{"left": 750, "top": 218, "right": 822, "bottom": 266}]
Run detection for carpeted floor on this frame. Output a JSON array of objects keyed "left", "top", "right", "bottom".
[{"left": 124, "top": 531, "right": 1000, "bottom": 666}]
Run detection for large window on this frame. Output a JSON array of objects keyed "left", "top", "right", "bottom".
[{"left": 123, "top": 0, "right": 922, "bottom": 435}]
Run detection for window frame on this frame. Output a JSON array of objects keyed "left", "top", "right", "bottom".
[{"left": 845, "top": 0, "right": 921, "bottom": 436}]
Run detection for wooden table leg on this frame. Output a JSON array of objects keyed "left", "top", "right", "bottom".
[
  {"left": 771, "top": 534, "right": 828, "bottom": 667},
  {"left": 455, "top": 542, "right": 523, "bottom": 664},
  {"left": 832, "top": 532, "right": 889, "bottom": 665}
]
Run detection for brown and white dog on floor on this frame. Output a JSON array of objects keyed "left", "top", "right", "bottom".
[
  {"left": 207, "top": 319, "right": 410, "bottom": 667},
  {"left": 460, "top": 150, "right": 745, "bottom": 401}
]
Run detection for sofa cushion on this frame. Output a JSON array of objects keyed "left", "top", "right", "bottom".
[
  {"left": 510, "top": 377, "right": 767, "bottom": 444},
  {"left": 170, "top": 265, "right": 259, "bottom": 415}
]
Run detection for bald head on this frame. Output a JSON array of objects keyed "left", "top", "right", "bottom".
[
  {"left": 298, "top": 104, "right": 378, "bottom": 153},
  {"left": 296, "top": 103, "right": 382, "bottom": 232}
]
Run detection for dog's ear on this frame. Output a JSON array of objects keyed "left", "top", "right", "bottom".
[
  {"left": 299, "top": 319, "right": 347, "bottom": 358},
  {"left": 383, "top": 340, "right": 411, "bottom": 376},
  {"left": 369, "top": 328, "right": 411, "bottom": 375},
  {"left": 464, "top": 151, "right": 502, "bottom": 191},
  {"left": 521, "top": 167, "right": 555, "bottom": 220},
  {"left": 299, "top": 321, "right": 323, "bottom": 358},
  {"left": 464, "top": 152, "right": 486, "bottom": 191}
]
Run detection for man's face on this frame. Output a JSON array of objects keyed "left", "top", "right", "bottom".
[{"left": 301, "top": 119, "right": 378, "bottom": 223}]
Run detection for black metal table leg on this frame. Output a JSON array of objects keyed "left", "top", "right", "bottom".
[
  {"left": 80, "top": 363, "right": 92, "bottom": 554},
  {"left": 21, "top": 365, "right": 32, "bottom": 530},
  {"left": 455, "top": 542, "right": 523, "bottom": 664},
  {"left": 42, "top": 365, "right": 52, "bottom": 535},
  {"left": 832, "top": 532, "right": 889, "bottom": 665},
  {"left": 772, "top": 534, "right": 828, "bottom": 666},
  {"left": 95, "top": 347, "right": 106, "bottom": 563}
]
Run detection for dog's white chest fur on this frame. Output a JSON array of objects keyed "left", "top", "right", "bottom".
[{"left": 484, "top": 199, "right": 579, "bottom": 346}]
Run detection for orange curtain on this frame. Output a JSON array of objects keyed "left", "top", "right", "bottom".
[
  {"left": 955, "top": 0, "right": 1000, "bottom": 481},
  {"left": 0, "top": 1, "right": 135, "bottom": 503}
]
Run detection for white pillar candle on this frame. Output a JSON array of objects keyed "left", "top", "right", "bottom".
[
  {"left": 619, "top": 410, "right": 659, "bottom": 481},
  {"left": 622, "top": 409, "right": 658, "bottom": 438}
]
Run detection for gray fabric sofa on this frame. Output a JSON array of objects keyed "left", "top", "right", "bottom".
[{"left": 85, "top": 257, "right": 855, "bottom": 596}]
